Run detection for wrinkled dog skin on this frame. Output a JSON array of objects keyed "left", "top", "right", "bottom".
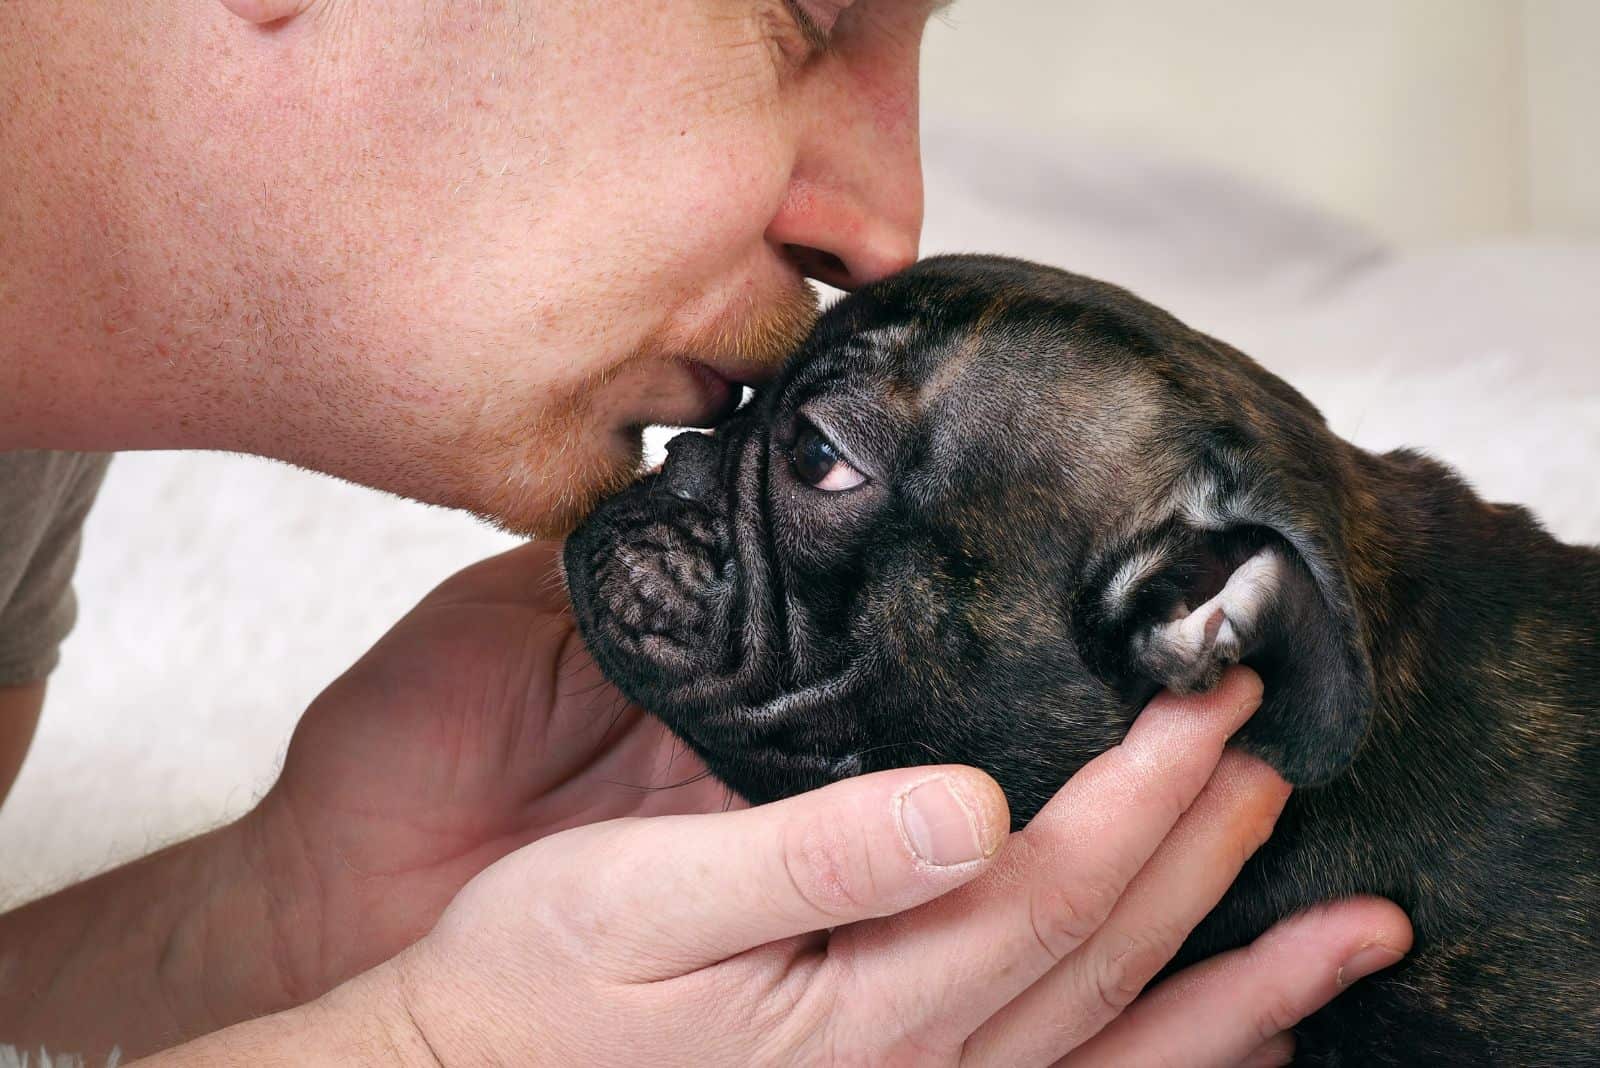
[{"left": 565, "top": 256, "right": 1600, "bottom": 1064}]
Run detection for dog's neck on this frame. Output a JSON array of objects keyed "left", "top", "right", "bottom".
[{"left": 1342, "top": 446, "right": 1599, "bottom": 769}]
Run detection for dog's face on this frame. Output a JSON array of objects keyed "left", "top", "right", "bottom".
[{"left": 565, "top": 256, "right": 1377, "bottom": 822}]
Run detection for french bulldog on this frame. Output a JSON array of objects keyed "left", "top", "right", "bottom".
[{"left": 564, "top": 255, "right": 1600, "bottom": 1065}]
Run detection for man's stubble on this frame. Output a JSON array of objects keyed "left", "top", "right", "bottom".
[{"left": 472, "top": 280, "right": 821, "bottom": 539}]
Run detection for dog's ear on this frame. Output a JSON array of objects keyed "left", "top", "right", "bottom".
[{"left": 1074, "top": 451, "right": 1375, "bottom": 786}]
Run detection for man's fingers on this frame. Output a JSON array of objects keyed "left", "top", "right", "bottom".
[
  {"left": 1238, "top": 1033, "right": 1296, "bottom": 1068},
  {"left": 1060, "top": 897, "right": 1413, "bottom": 1068},
  {"left": 523, "top": 764, "right": 1010, "bottom": 980},
  {"left": 963, "top": 747, "right": 1289, "bottom": 1064},
  {"left": 834, "top": 667, "right": 1266, "bottom": 1048}
]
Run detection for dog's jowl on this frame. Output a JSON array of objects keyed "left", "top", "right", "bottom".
[{"left": 565, "top": 255, "right": 1600, "bottom": 1065}]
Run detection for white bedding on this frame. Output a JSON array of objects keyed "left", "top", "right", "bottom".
[{"left": 1, "top": 125, "right": 1595, "bottom": 908}]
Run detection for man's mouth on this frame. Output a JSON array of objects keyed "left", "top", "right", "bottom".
[{"left": 680, "top": 360, "right": 742, "bottom": 428}]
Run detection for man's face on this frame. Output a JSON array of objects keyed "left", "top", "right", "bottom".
[{"left": 172, "top": 0, "right": 932, "bottom": 534}]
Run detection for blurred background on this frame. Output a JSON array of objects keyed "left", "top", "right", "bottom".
[
  {"left": 923, "top": 0, "right": 1600, "bottom": 244},
  {"left": 2, "top": 1, "right": 1596, "bottom": 906}
]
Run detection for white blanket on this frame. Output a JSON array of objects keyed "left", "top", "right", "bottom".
[{"left": 2, "top": 126, "right": 1595, "bottom": 908}]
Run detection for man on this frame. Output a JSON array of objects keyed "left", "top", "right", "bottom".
[{"left": 0, "top": 1, "right": 1410, "bottom": 1063}]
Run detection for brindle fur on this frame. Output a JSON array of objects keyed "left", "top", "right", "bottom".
[{"left": 565, "top": 255, "right": 1600, "bottom": 1065}]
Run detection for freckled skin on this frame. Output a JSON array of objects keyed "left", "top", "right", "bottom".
[
  {"left": 0, "top": 1, "right": 933, "bottom": 536},
  {"left": 569, "top": 256, "right": 1600, "bottom": 1065}
]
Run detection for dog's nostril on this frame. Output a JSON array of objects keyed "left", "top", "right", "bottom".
[
  {"left": 662, "top": 464, "right": 713, "bottom": 502},
  {"left": 660, "top": 431, "right": 719, "bottom": 504}
]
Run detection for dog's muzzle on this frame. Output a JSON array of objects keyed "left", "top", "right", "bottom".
[{"left": 564, "top": 431, "right": 741, "bottom": 694}]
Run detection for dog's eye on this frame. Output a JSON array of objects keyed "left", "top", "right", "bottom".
[{"left": 791, "top": 422, "right": 866, "bottom": 492}]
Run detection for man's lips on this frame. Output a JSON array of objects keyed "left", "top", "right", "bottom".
[
  {"left": 681, "top": 361, "right": 741, "bottom": 428},
  {"left": 605, "top": 350, "right": 781, "bottom": 443},
  {"left": 607, "top": 360, "right": 742, "bottom": 434}
]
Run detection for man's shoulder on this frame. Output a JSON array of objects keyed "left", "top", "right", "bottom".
[
  {"left": 0, "top": 449, "right": 111, "bottom": 501},
  {"left": 0, "top": 450, "right": 112, "bottom": 686},
  {"left": 0, "top": 450, "right": 111, "bottom": 549}
]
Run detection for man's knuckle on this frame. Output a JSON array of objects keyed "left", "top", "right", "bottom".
[
  {"left": 1026, "top": 875, "right": 1115, "bottom": 960},
  {"left": 781, "top": 817, "right": 874, "bottom": 920},
  {"left": 1120, "top": 912, "right": 1188, "bottom": 968},
  {"left": 1083, "top": 934, "right": 1163, "bottom": 1019},
  {"left": 1258, "top": 989, "right": 1309, "bottom": 1037}
]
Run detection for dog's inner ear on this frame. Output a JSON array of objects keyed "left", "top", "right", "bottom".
[{"left": 1077, "top": 524, "right": 1373, "bottom": 786}]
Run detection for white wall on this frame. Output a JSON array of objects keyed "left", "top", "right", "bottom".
[
  {"left": 920, "top": 0, "right": 1599, "bottom": 245},
  {"left": 1526, "top": 0, "right": 1600, "bottom": 237}
]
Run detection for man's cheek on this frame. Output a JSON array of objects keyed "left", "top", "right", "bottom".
[{"left": 617, "top": 126, "right": 795, "bottom": 266}]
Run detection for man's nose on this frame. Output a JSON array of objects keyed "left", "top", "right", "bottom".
[
  {"left": 766, "top": 33, "right": 925, "bottom": 290},
  {"left": 658, "top": 431, "right": 721, "bottom": 504}
]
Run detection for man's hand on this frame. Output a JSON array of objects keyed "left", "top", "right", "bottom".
[
  {"left": 230, "top": 542, "right": 1412, "bottom": 1064},
  {"left": 381, "top": 664, "right": 1409, "bottom": 1066},
  {"left": 0, "top": 543, "right": 734, "bottom": 1061},
  {"left": 4, "top": 542, "right": 1409, "bottom": 1064},
  {"left": 254, "top": 542, "right": 744, "bottom": 999},
  {"left": 152, "top": 650, "right": 1410, "bottom": 1067}
]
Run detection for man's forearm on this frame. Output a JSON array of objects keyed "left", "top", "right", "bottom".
[
  {"left": 0, "top": 808, "right": 315, "bottom": 1061},
  {"left": 0, "top": 682, "right": 46, "bottom": 803}
]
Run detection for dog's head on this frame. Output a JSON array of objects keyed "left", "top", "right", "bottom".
[{"left": 565, "top": 256, "right": 1376, "bottom": 821}]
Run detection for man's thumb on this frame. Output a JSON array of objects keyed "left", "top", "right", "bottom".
[{"left": 558, "top": 766, "right": 1010, "bottom": 980}]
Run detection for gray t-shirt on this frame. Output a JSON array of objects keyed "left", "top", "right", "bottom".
[{"left": 0, "top": 451, "right": 110, "bottom": 686}]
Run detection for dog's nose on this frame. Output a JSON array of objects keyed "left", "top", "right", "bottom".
[{"left": 659, "top": 431, "right": 720, "bottom": 503}]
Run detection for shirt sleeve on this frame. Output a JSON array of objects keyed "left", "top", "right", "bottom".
[{"left": 0, "top": 454, "right": 111, "bottom": 687}]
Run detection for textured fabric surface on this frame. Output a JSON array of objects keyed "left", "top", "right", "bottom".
[
  {"left": 0, "top": 127, "right": 1594, "bottom": 908},
  {"left": 0, "top": 452, "right": 111, "bottom": 687}
]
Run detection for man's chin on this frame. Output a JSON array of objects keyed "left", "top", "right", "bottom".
[{"left": 467, "top": 427, "right": 647, "bottom": 539}]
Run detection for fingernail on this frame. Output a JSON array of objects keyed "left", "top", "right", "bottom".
[
  {"left": 899, "top": 778, "right": 987, "bottom": 866},
  {"left": 1337, "top": 942, "right": 1405, "bottom": 987}
]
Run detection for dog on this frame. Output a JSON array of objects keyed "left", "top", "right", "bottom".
[{"left": 564, "top": 255, "right": 1600, "bottom": 1065}]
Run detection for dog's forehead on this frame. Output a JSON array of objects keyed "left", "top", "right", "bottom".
[
  {"left": 819, "top": 260, "right": 1173, "bottom": 395},
  {"left": 882, "top": 289, "right": 1172, "bottom": 446},
  {"left": 776, "top": 258, "right": 1228, "bottom": 548},
  {"left": 783, "top": 302, "right": 1163, "bottom": 557}
]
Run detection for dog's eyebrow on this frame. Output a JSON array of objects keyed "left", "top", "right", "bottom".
[
  {"left": 800, "top": 400, "right": 900, "bottom": 478},
  {"left": 800, "top": 406, "right": 875, "bottom": 473}
]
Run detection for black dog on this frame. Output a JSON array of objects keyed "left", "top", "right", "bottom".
[{"left": 565, "top": 255, "right": 1600, "bottom": 1065}]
